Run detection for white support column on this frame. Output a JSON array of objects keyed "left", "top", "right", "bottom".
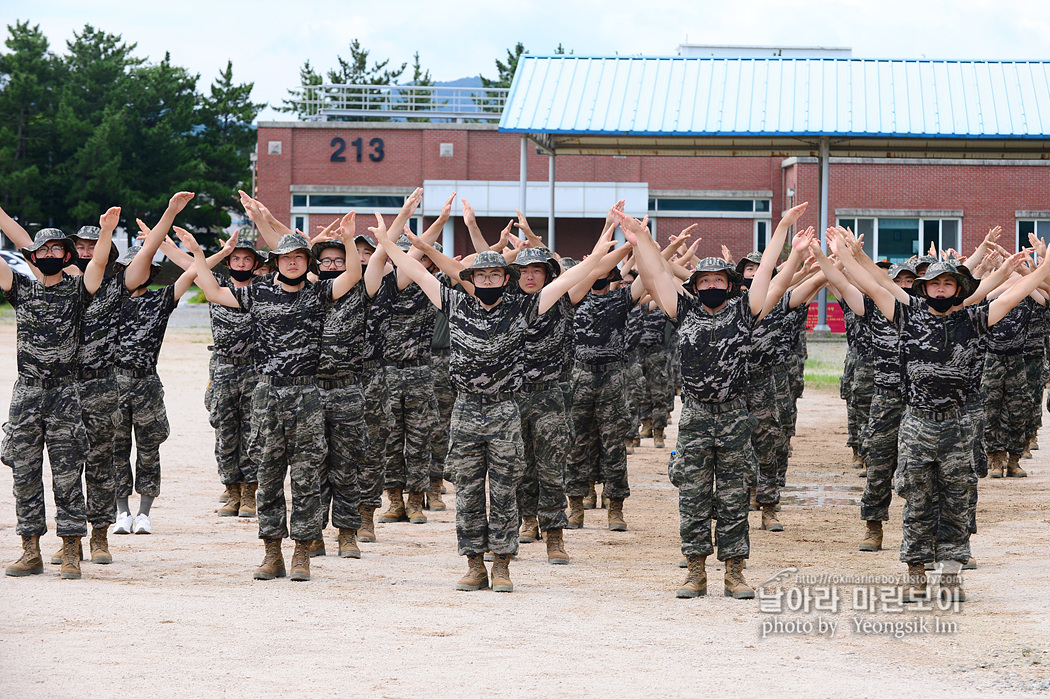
[
  {"left": 547, "top": 153, "right": 556, "bottom": 252},
  {"left": 442, "top": 218, "right": 454, "bottom": 257},
  {"left": 519, "top": 136, "right": 528, "bottom": 214},
  {"left": 815, "top": 136, "right": 831, "bottom": 332}
]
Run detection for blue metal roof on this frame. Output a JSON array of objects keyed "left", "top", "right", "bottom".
[{"left": 499, "top": 56, "right": 1050, "bottom": 139}]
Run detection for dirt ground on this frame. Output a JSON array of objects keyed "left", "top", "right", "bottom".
[{"left": 1, "top": 322, "right": 1049, "bottom": 698}]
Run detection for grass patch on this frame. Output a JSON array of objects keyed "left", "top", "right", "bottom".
[{"left": 804, "top": 338, "right": 846, "bottom": 391}]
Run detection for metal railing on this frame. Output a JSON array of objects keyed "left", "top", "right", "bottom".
[{"left": 287, "top": 84, "right": 509, "bottom": 122}]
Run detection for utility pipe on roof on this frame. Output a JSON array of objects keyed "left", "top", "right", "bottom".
[
  {"left": 548, "top": 153, "right": 556, "bottom": 252},
  {"left": 815, "top": 136, "right": 831, "bottom": 332},
  {"left": 519, "top": 137, "right": 528, "bottom": 214}
]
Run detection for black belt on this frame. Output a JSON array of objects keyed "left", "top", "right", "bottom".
[
  {"left": 874, "top": 386, "right": 903, "bottom": 397},
  {"left": 685, "top": 395, "right": 748, "bottom": 414},
  {"left": 259, "top": 374, "right": 315, "bottom": 387},
  {"left": 76, "top": 367, "right": 115, "bottom": 380},
  {"left": 384, "top": 358, "right": 431, "bottom": 368},
  {"left": 316, "top": 376, "right": 360, "bottom": 389},
  {"left": 213, "top": 354, "right": 253, "bottom": 366},
  {"left": 21, "top": 375, "right": 73, "bottom": 389},
  {"left": 989, "top": 347, "right": 1025, "bottom": 357},
  {"left": 576, "top": 360, "right": 625, "bottom": 372},
  {"left": 460, "top": 392, "right": 515, "bottom": 406},
  {"left": 517, "top": 380, "right": 559, "bottom": 394},
  {"left": 116, "top": 367, "right": 156, "bottom": 379},
  {"left": 907, "top": 406, "right": 962, "bottom": 421},
  {"left": 362, "top": 359, "right": 383, "bottom": 370}
]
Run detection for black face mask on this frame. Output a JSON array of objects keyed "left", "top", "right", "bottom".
[
  {"left": 697, "top": 287, "right": 731, "bottom": 309},
  {"left": 591, "top": 278, "right": 610, "bottom": 291},
  {"left": 277, "top": 271, "right": 308, "bottom": 286},
  {"left": 318, "top": 270, "right": 342, "bottom": 281},
  {"left": 925, "top": 294, "right": 961, "bottom": 312},
  {"left": 34, "top": 257, "right": 68, "bottom": 276},
  {"left": 739, "top": 277, "right": 753, "bottom": 288},
  {"left": 74, "top": 258, "right": 91, "bottom": 272},
  {"left": 904, "top": 285, "right": 920, "bottom": 296},
  {"left": 474, "top": 285, "right": 505, "bottom": 305},
  {"left": 229, "top": 267, "right": 255, "bottom": 282}
]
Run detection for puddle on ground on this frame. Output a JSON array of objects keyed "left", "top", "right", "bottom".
[{"left": 780, "top": 483, "right": 863, "bottom": 507}]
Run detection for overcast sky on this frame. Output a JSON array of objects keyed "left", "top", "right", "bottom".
[{"left": 9, "top": 0, "right": 1050, "bottom": 122}]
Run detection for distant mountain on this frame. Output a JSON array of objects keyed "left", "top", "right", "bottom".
[{"left": 435, "top": 76, "right": 483, "bottom": 88}]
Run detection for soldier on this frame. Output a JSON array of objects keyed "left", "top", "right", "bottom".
[
  {"left": 375, "top": 214, "right": 617, "bottom": 592},
  {"left": 637, "top": 301, "right": 674, "bottom": 449},
  {"left": 2, "top": 207, "right": 118, "bottom": 579},
  {"left": 181, "top": 219, "right": 363, "bottom": 582},
  {"left": 616, "top": 202, "right": 808, "bottom": 600}
]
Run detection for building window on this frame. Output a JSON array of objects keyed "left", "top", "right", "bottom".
[
  {"left": 754, "top": 220, "right": 770, "bottom": 252},
  {"left": 648, "top": 197, "right": 771, "bottom": 215},
  {"left": 837, "top": 217, "right": 961, "bottom": 264},
  {"left": 1018, "top": 220, "right": 1050, "bottom": 250}
]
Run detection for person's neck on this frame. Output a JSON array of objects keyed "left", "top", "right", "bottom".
[
  {"left": 42, "top": 271, "right": 64, "bottom": 287},
  {"left": 702, "top": 302, "right": 727, "bottom": 315},
  {"left": 232, "top": 278, "right": 253, "bottom": 288}
]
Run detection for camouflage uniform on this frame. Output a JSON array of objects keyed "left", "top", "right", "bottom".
[
  {"left": 841, "top": 301, "right": 875, "bottom": 458},
  {"left": 3, "top": 266, "right": 90, "bottom": 538},
  {"left": 782, "top": 303, "right": 810, "bottom": 439},
  {"left": 1022, "top": 302, "right": 1048, "bottom": 445},
  {"left": 233, "top": 273, "right": 332, "bottom": 542},
  {"left": 358, "top": 274, "right": 395, "bottom": 509},
  {"left": 206, "top": 271, "right": 257, "bottom": 487},
  {"left": 750, "top": 293, "right": 792, "bottom": 505},
  {"left": 624, "top": 306, "right": 645, "bottom": 439},
  {"left": 566, "top": 286, "right": 636, "bottom": 501},
  {"left": 638, "top": 305, "right": 674, "bottom": 431},
  {"left": 981, "top": 298, "right": 1034, "bottom": 458},
  {"left": 431, "top": 312, "right": 454, "bottom": 480},
  {"left": 670, "top": 289, "right": 756, "bottom": 561},
  {"left": 113, "top": 283, "right": 177, "bottom": 499}
]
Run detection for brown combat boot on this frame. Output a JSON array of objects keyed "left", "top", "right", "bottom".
[
  {"left": 676, "top": 555, "right": 707, "bottom": 598},
  {"left": 308, "top": 539, "right": 326, "bottom": 557},
  {"left": 625, "top": 437, "right": 635, "bottom": 455},
  {"left": 653, "top": 427, "right": 666, "bottom": 449},
  {"left": 219, "top": 486, "right": 231, "bottom": 503},
  {"left": 749, "top": 486, "right": 759, "bottom": 511},
  {"left": 60, "top": 537, "right": 82, "bottom": 579},
  {"left": 5, "top": 535, "right": 43, "bottom": 577},
  {"left": 238, "top": 482, "right": 257, "bottom": 517},
  {"left": 902, "top": 562, "right": 928, "bottom": 602},
  {"left": 723, "top": 557, "right": 754, "bottom": 598},
  {"left": 608, "top": 498, "right": 627, "bottom": 532},
  {"left": 254, "top": 538, "right": 286, "bottom": 580},
  {"left": 545, "top": 528, "right": 570, "bottom": 565},
  {"left": 567, "top": 497, "right": 585, "bottom": 529},
  {"left": 406, "top": 492, "right": 427, "bottom": 524},
  {"left": 455, "top": 554, "right": 489, "bottom": 591},
  {"left": 426, "top": 478, "right": 446, "bottom": 511},
  {"left": 358, "top": 504, "right": 377, "bottom": 543},
  {"left": 937, "top": 560, "right": 966, "bottom": 603},
  {"left": 760, "top": 504, "right": 784, "bottom": 532},
  {"left": 289, "top": 540, "right": 311, "bottom": 581},
  {"left": 217, "top": 483, "right": 241, "bottom": 516},
  {"left": 89, "top": 527, "right": 112, "bottom": 564},
  {"left": 338, "top": 529, "right": 361, "bottom": 559},
  {"left": 851, "top": 446, "right": 864, "bottom": 468},
  {"left": 582, "top": 482, "right": 598, "bottom": 509},
  {"left": 491, "top": 554, "right": 514, "bottom": 592},
  {"left": 51, "top": 537, "right": 83, "bottom": 565},
  {"left": 377, "top": 488, "right": 407, "bottom": 522},
  {"left": 519, "top": 515, "right": 540, "bottom": 543},
  {"left": 989, "top": 451, "right": 1005, "bottom": 478},
  {"left": 859, "top": 521, "right": 883, "bottom": 551},
  {"left": 1006, "top": 453, "right": 1028, "bottom": 478},
  {"left": 640, "top": 418, "right": 653, "bottom": 438}
]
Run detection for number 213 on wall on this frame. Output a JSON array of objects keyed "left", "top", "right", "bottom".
[{"left": 330, "top": 137, "right": 385, "bottom": 163}]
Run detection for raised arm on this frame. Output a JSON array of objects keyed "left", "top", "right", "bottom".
[
  {"left": 538, "top": 229, "right": 618, "bottom": 313},
  {"left": 964, "top": 226, "right": 1001, "bottom": 272},
  {"left": 239, "top": 192, "right": 281, "bottom": 250},
  {"left": 989, "top": 252, "right": 1050, "bottom": 325},
  {"left": 761, "top": 227, "right": 813, "bottom": 316},
  {"left": 126, "top": 191, "right": 194, "bottom": 290},
  {"left": 83, "top": 207, "right": 119, "bottom": 295},
  {"left": 174, "top": 228, "right": 239, "bottom": 308},
  {"left": 462, "top": 198, "right": 492, "bottom": 254},
  {"left": 513, "top": 209, "right": 547, "bottom": 249},
  {"left": 375, "top": 230, "right": 442, "bottom": 308},
  {"left": 0, "top": 202, "right": 34, "bottom": 250},
  {"left": 749, "top": 202, "right": 808, "bottom": 316},
  {"left": 808, "top": 240, "right": 865, "bottom": 315},
  {"left": 614, "top": 211, "right": 680, "bottom": 319},
  {"left": 329, "top": 212, "right": 363, "bottom": 299},
  {"left": 833, "top": 232, "right": 899, "bottom": 320},
  {"left": 408, "top": 233, "right": 471, "bottom": 294}
]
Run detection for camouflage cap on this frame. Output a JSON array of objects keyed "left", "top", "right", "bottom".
[
  {"left": 354, "top": 234, "right": 377, "bottom": 250},
  {"left": 560, "top": 257, "right": 579, "bottom": 269},
  {"left": 271, "top": 233, "right": 311, "bottom": 257},
  {"left": 735, "top": 251, "right": 763, "bottom": 275},
  {"left": 71, "top": 225, "right": 102, "bottom": 241},
  {"left": 22, "top": 228, "right": 78, "bottom": 261},
  {"left": 914, "top": 255, "right": 939, "bottom": 273},
  {"left": 459, "top": 250, "right": 520, "bottom": 282},
  {"left": 686, "top": 256, "right": 743, "bottom": 290},
  {"left": 913, "top": 261, "right": 978, "bottom": 298},
  {"left": 115, "top": 245, "right": 142, "bottom": 268},
  {"left": 510, "top": 247, "right": 559, "bottom": 279},
  {"left": 396, "top": 234, "right": 412, "bottom": 252},
  {"left": 888, "top": 262, "right": 917, "bottom": 280},
  {"left": 431, "top": 241, "right": 443, "bottom": 254},
  {"left": 226, "top": 239, "right": 265, "bottom": 267},
  {"left": 312, "top": 239, "right": 346, "bottom": 261}
]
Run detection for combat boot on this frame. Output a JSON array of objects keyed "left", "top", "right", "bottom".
[
  {"left": 308, "top": 539, "right": 326, "bottom": 557},
  {"left": 676, "top": 555, "right": 707, "bottom": 598},
  {"left": 859, "top": 521, "right": 883, "bottom": 551},
  {"left": 545, "top": 528, "right": 570, "bottom": 565},
  {"left": 338, "top": 529, "right": 361, "bottom": 559},
  {"left": 640, "top": 418, "right": 653, "bottom": 438},
  {"left": 426, "top": 478, "right": 446, "bottom": 511},
  {"left": 653, "top": 428, "right": 666, "bottom": 449},
  {"left": 608, "top": 498, "right": 627, "bottom": 532},
  {"left": 378, "top": 488, "right": 407, "bottom": 522},
  {"left": 219, "top": 485, "right": 231, "bottom": 503},
  {"left": 358, "top": 504, "right": 377, "bottom": 543},
  {"left": 89, "top": 527, "right": 112, "bottom": 564},
  {"left": 760, "top": 504, "right": 783, "bottom": 532},
  {"left": 254, "top": 538, "right": 286, "bottom": 580},
  {"left": 238, "top": 482, "right": 257, "bottom": 517},
  {"left": 455, "top": 554, "right": 489, "bottom": 591},
  {"left": 582, "top": 482, "right": 597, "bottom": 509},
  {"left": 989, "top": 451, "right": 1005, "bottom": 478},
  {"left": 851, "top": 446, "right": 864, "bottom": 468},
  {"left": 289, "top": 540, "right": 311, "bottom": 581},
  {"left": 749, "top": 486, "right": 759, "bottom": 511},
  {"left": 218, "top": 483, "right": 241, "bottom": 516},
  {"left": 963, "top": 557, "right": 977, "bottom": 570},
  {"left": 50, "top": 538, "right": 83, "bottom": 565},
  {"left": 1031, "top": 435, "right": 1040, "bottom": 451},
  {"left": 60, "top": 537, "right": 82, "bottom": 580},
  {"left": 406, "top": 492, "right": 427, "bottom": 523},
  {"left": 902, "top": 562, "right": 928, "bottom": 602},
  {"left": 625, "top": 437, "right": 635, "bottom": 455},
  {"left": 723, "top": 558, "right": 754, "bottom": 599},
  {"left": 5, "top": 535, "right": 43, "bottom": 577},
  {"left": 491, "top": 553, "right": 514, "bottom": 592},
  {"left": 567, "top": 497, "right": 585, "bottom": 529},
  {"left": 1023, "top": 442, "right": 1033, "bottom": 459},
  {"left": 1006, "top": 452, "right": 1028, "bottom": 478},
  {"left": 519, "top": 515, "right": 540, "bottom": 543},
  {"left": 937, "top": 560, "right": 966, "bottom": 603}
]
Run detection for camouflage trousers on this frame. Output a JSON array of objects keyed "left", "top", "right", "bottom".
[
  {"left": 76, "top": 372, "right": 119, "bottom": 527},
  {"left": 773, "top": 366, "right": 796, "bottom": 443},
  {"left": 317, "top": 379, "right": 367, "bottom": 531},
  {"left": 251, "top": 381, "right": 326, "bottom": 542},
  {"left": 965, "top": 398, "right": 985, "bottom": 534},
  {"left": 860, "top": 389, "right": 903, "bottom": 522},
  {"left": 205, "top": 356, "right": 257, "bottom": 485},
  {"left": 788, "top": 351, "right": 805, "bottom": 403},
  {"left": 431, "top": 353, "right": 455, "bottom": 480},
  {"left": 981, "top": 352, "right": 1028, "bottom": 456},
  {"left": 1023, "top": 350, "right": 1045, "bottom": 443},
  {"left": 624, "top": 354, "right": 644, "bottom": 438},
  {"left": 669, "top": 345, "right": 682, "bottom": 394},
  {"left": 893, "top": 409, "right": 976, "bottom": 564},
  {"left": 515, "top": 384, "right": 570, "bottom": 532},
  {"left": 846, "top": 355, "right": 874, "bottom": 455},
  {"left": 566, "top": 363, "right": 631, "bottom": 500},
  {"left": 357, "top": 365, "right": 392, "bottom": 508},
  {"left": 748, "top": 368, "right": 781, "bottom": 504},
  {"left": 3, "top": 378, "right": 88, "bottom": 537},
  {"left": 448, "top": 394, "right": 524, "bottom": 557},
  {"left": 114, "top": 370, "right": 169, "bottom": 499},
  {"left": 384, "top": 363, "right": 436, "bottom": 494},
  {"left": 639, "top": 345, "right": 673, "bottom": 430},
  {"left": 668, "top": 397, "right": 754, "bottom": 561}
]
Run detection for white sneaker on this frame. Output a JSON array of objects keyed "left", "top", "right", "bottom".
[
  {"left": 132, "top": 513, "right": 152, "bottom": 535},
  {"left": 113, "top": 511, "right": 133, "bottom": 535}
]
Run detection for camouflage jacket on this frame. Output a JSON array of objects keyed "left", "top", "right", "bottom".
[
  {"left": 863, "top": 296, "right": 903, "bottom": 391},
  {"left": 233, "top": 277, "right": 333, "bottom": 378},
  {"left": 318, "top": 281, "right": 367, "bottom": 379},
  {"left": 8, "top": 272, "right": 89, "bottom": 380},
  {"left": 674, "top": 291, "right": 756, "bottom": 404},
  {"left": 209, "top": 272, "right": 254, "bottom": 361},
  {"left": 520, "top": 293, "right": 573, "bottom": 384},
  {"left": 572, "top": 286, "right": 636, "bottom": 364},
  {"left": 77, "top": 271, "right": 127, "bottom": 371},
  {"left": 116, "top": 285, "right": 177, "bottom": 371},
  {"left": 383, "top": 273, "right": 440, "bottom": 362}
]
